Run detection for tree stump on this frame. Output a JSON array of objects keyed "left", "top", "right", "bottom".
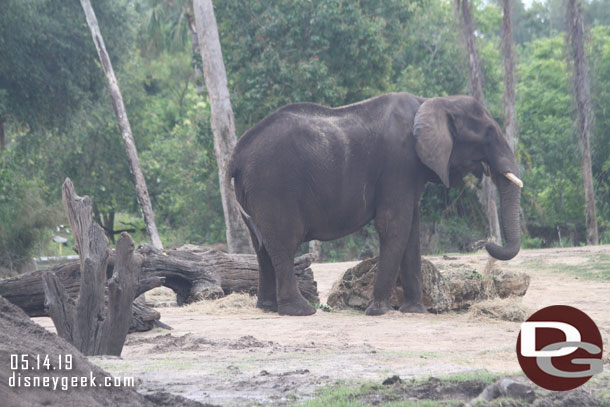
[
  {"left": 327, "top": 256, "right": 529, "bottom": 312},
  {"left": 41, "top": 179, "right": 146, "bottom": 355}
]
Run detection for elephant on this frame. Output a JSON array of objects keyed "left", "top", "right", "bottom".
[{"left": 228, "top": 92, "right": 522, "bottom": 316}]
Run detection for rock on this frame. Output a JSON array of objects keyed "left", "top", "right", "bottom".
[
  {"left": 327, "top": 257, "right": 452, "bottom": 313},
  {"left": 382, "top": 375, "right": 403, "bottom": 385},
  {"left": 467, "top": 378, "right": 535, "bottom": 406},
  {"left": 327, "top": 257, "right": 529, "bottom": 313},
  {"left": 443, "top": 268, "right": 487, "bottom": 310},
  {"left": 493, "top": 268, "right": 530, "bottom": 298},
  {"left": 420, "top": 259, "right": 453, "bottom": 313},
  {"left": 445, "top": 267, "right": 530, "bottom": 310}
]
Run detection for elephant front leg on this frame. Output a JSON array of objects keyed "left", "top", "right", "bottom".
[
  {"left": 365, "top": 209, "right": 412, "bottom": 316},
  {"left": 398, "top": 207, "right": 427, "bottom": 314}
]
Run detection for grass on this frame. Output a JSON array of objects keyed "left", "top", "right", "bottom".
[
  {"left": 297, "top": 371, "right": 610, "bottom": 407},
  {"left": 297, "top": 371, "right": 498, "bottom": 407},
  {"left": 522, "top": 253, "right": 610, "bottom": 281}
]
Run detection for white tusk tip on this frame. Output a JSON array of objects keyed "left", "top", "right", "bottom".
[{"left": 505, "top": 172, "right": 523, "bottom": 188}]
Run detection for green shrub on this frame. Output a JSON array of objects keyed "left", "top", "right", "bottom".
[
  {"left": 521, "top": 235, "right": 543, "bottom": 249},
  {"left": 0, "top": 163, "right": 54, "bottom": 275}
]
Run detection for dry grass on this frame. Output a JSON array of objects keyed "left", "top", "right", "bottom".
[
  {"left": 145, "top": 287, "right": 177, "bottom": 304},
  {"left": 182, "top": 293, "right": 260, "bottom": 315},
  {"left": 468, "top": 297, "right": 533, "bottom": 322}
]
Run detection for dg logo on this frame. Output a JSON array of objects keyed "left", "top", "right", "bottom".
[{"left": 516, "top": 305, "right": 604, "bottom": 391}]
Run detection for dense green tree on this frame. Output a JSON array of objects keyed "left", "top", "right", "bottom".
[
  {"left": 517, "top": 36, "right": 585, "bottom": 244},
  {"left": 0, "top": 0, "right": 134, "bottom": 133},
  {"left": 215, "top": 0, "right": 394, "bottom": 133},
  {"left": 0, "top": 157, "right": 55, "bottom": 274}
]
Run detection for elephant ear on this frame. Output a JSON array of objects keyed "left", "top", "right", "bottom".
[{"left": 413, "top": 98, "right": 453, "bottom": 188}]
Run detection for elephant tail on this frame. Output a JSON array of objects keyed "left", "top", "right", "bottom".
[
  {"left": 235, "top": 197, "right": 263, "bottom": 252},
  {"left": 227, "top": 157, "right": 264, "bottom": 251}
]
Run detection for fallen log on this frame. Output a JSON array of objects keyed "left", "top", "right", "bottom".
[{"left": 0, "top": 247, "right": 319, "bottom": 324}]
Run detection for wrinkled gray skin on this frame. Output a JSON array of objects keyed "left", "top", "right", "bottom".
[{"left": 228, "top": 93, "right": 521, "bottom": 316}]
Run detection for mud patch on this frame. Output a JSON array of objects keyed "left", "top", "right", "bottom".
[{"left": 125, "top": 333, "right": 280, "bottom": 354}]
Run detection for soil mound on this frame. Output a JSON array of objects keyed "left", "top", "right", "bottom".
[{"left": 0, "top": 295, "right": 214, "bottom": 407}]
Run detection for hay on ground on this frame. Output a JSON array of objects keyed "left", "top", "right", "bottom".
[
  {"left": 468, "top": 297, "right": 532, "bottom": 322},
  {"left": 183, "top": 293, "right": 259, "bottom": 314}
]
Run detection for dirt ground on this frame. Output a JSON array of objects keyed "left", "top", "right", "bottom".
[{"left": 33, "top": 245, "right": 610, "bottom": 406}]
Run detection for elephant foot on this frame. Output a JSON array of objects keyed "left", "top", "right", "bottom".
[
  {"left": 256, "top": 299, "right": 278, "bottom": 312},
  {"left": 399, "top": 302, "right": 428, "bottom": 314},
  {"left": 278, "top": 298, "right": 316, "bottom": 316},
  {"left": 365, "top": 300, "right": 391, "bottom": 316}
]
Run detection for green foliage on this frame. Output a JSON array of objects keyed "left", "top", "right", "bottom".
[
  {"left": 216, "top": 0, "right": 398, "bottom": 133},
  {"left": 0, "top": 0, "right": 134, "bottom": 131},
  {"left": 521, "top": 235, "right": 543, "bottom": 249},
  {"left": 138, "top": 56, "right": 224, "bottom": 245},
  {"left": 0, "top": 158, "right": 55, "bottom": 273},
  {"left": 517, "top": 36, "right": 586, "bottom": 241},
  {"left": 393, "top": 0, "right": 468, "bottom": 97}
]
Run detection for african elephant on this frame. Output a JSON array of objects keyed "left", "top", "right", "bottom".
[{"left": 228, "top": 92, "right": 522, "bottom": 316}]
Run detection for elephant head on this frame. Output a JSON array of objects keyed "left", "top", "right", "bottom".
[{"left": 413, "top": 96, "right": 522, "bottom": 261}]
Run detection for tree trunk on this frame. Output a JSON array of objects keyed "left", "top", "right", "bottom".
[
  {"left": 79, "top": 0, "right": 163, "bottom": 250},
  {"left": 501, "top": 0, "right": 529, "bottom": 237},
  {"left": 456, "top": 0, "right": 502, "bottom": 244},
  {"left": 0, "top": 115, "right": 5, "bottom": 150},
  {"left": 501, "top": 0, "right": 517, "bottom": 152},
  {"left": 192, "top": 0, "right": 253, "bottom": 254},
  {"left": 186, "top": 14, "right": 205, "bottom": 96},
  {"left": 566, "top": 0, "right": 599, "bottom": 245}
]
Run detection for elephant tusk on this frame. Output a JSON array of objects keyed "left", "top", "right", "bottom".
[{"left": 505, "top": 172, "right": 523, "bottom": 188}]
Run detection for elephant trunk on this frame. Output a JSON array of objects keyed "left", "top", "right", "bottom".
[{"left": 485, "top": 178, "right": 521, "bottom": 261}]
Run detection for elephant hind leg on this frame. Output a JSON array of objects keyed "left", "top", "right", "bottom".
[
  {"left": 254, "top": 245, "right": 278, "bottom": 312},
  {"left": 264, "top": 238, "right": 315, "bottom": 316},
  {"left": 243, "top": 215, "right": 277, "bottom": 312}
]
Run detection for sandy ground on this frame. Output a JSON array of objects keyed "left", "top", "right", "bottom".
[{"left": 33, "top": 245, "right": 610, "bottom": 406}]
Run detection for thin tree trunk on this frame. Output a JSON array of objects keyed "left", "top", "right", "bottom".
[
  {"left": 501, "top": 0, "right": 518, "bottom": 152},
  {"left": 455, "top": 0, "right": 502, "bottom": 244},
  {"left": 0, "top": 116, "right": 5, "bottom": 150},
  {"left": 192, "top": 0, "right": 253, "bottom": 254},
  {"left": 501, "top": 0, "right": 529, "bottom": 236},
  {"left": 566, "top": 0, "right": 598, "bottom": 245},
  {"left": 186, "top": 15, "right": 205, "bottom": 96},
  {"left": 79, "top": 0, "right": 163, "bottom": 250}
]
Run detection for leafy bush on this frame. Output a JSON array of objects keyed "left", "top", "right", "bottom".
[
  {"left": 521, "top": 235, "right": 543, "bottom": 249},
  {"left": 0, "top": 162, "right": 55, "bottom": 275}
]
